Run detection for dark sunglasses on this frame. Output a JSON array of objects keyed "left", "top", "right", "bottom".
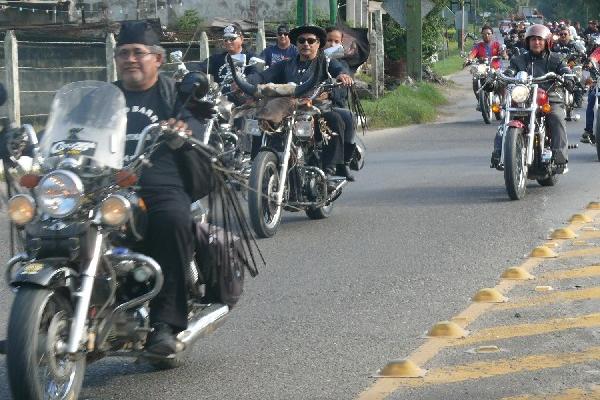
[
  {"left": 558, "top": 33, "right": 569, "bottom": 36},
  {"left": 297, "top": 37, "right": 318, "bottom": 45},
  {"left": 223, "top": 37, "right": 238, "bottom": 42},
  {"left": 277, "top": 32, "right": 289, "bottom": 36}
]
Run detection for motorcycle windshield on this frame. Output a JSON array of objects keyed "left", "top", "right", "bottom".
[{"left": 40, "top": 81, "right": 127, "bottom": 170}]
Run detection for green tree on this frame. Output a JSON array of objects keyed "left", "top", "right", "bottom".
[{"left": 177, "top": 10, "right": 203, "bottom": 32}]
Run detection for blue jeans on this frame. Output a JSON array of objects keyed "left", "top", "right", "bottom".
[{"left": 586, "top": 87, "right": 596, "bottom": 133}]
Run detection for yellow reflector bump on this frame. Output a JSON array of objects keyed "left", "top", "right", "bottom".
[
  {"left": 473, "top": 288, "right": 508, "bottom": 303},
  {"left": 570, "top": 214, "right": 592, "bottom": 223},
  {"left": 427, "top": 321, "right": 469, "bottom": 338},
  {"left": 587, "top": 202, "right": 600, "bottom": 210},
  {"left": 376, "top": 359, "right": 427, "bottom": 378},
  {"left": 551, "top": 228, "right": 578, "bottom": 240},
  {"left": 531, "top": 246, "right": 558, "bottom": 258},
  {"left": 501, "top": 267, "right": 535, "bottom": 280}
]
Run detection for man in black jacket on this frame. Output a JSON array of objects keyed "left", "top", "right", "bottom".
[
  {"left": 246, "top": 25, "right": 354, "bottom": 178},
  {"left": 504, "top": 23, "right": 572, "bottom": 168},
  {"left": 114, "top": 21, "right": 204, "bottom": 356}
]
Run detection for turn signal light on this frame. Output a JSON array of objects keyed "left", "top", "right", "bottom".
[
  {"left": 491, "top": 103, "right": 501, "bottom": 114},
  {"left": 19, "top": 174, "right": 41, "bottom": 188},
  {"left": 541, "top": 103, "right": 552, "bottom": 114}
]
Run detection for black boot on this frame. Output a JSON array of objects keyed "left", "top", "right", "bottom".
[
  {"left": 336, "top": 164, "right": 355, "bottom": 182},
  {"left": 145, "top": 323, "right": 185, "bottom": 356}
]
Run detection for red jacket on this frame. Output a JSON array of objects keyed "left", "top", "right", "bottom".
[
  {"left": 469, "top": 41, "right": 502, "bottom": 69},
  {"left": 590, "top": 47, "right": 600, "bottom": 63}
]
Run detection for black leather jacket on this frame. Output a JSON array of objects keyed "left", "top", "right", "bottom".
[{"left": 504, "top": 50, "right": 571, "bottom": 100}]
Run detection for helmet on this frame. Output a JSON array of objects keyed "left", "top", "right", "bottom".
[{"left": 525, "top": 24, "right": 552, "bottom": 51}]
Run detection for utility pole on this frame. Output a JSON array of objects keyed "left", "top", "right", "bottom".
[
  {"left": 406, "top": 0, "right": 422, "bottom": 81},
  {"left": 460, "top": 0, "right": 465, "bottom": 52}
]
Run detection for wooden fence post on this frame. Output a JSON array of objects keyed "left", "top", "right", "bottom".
[
  {"left": 5, "top": 30, "right": 20, "bottom": 125},
  {"left": 370, "top": 10, "right": 384, "bottom": 99},
  {"left": 199, "top": 31, "right": 209, "bottom": 63},
  {"left": 256, "top": 20, "right": 266, "bottom": 54},
  {"left": 106, "top": 33, "right": 117, "bottom": 82}
]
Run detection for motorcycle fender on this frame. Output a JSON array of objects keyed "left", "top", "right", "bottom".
[
  {"left": 10, "top": 260, "right": 78, "bottom": 290},
  {"left": 257, "top": 147, "right": 281, "bottom": 163},
  {"left": 507, "top": 120, "right": 525, "bottom": 129}
]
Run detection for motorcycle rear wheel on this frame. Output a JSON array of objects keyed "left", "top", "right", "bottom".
[
  {"left": 479, "top": 91, "right": 492, "bottom": 124},
  {"left": 503, "top": 127, "right": 527, "bottom": 200},
  {"left": 248, "top": 151, "right": 283, "bottom": 238},
  {"left": 7, "top": 287, "right": 85, "bottom": 400}
]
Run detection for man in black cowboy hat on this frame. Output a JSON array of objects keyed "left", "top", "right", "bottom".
[{"left": 246, "top": 25, "right": 355, "bottom": 179}]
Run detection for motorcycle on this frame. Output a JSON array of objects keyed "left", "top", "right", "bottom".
[
  {"left": 469, "top": 56, "right": 504, "bottom": 124},
  {"left": 491, "top": 71, "right": 570, "bottom": 200},
  {"left": 582, "top": 58, "right": 600, "bottom": 161},
  {"left": 0, "top": 78, "right": 261, "bottom": 399},
  {"left": 226, "top": 54, "right": 365, "bottom": 238}
]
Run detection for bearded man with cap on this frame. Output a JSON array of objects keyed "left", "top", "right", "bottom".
[
  {"left": 260, "top": 24, "right": 298, "bottom": 67},
  {"left": 246, "top": 25, "right": 355, "bottom": 179},
  {"left": 191, "top": 23, "right": 255, "bottom": 94},
  {"left": 500, "top": 24, "right": 573, "bottom": 170},
  {"left": 114, "top": 20, "right": 210, "bottom": 356}
]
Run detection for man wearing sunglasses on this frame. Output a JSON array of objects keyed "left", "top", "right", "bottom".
[
  {"left": 246, "top": 25, "right": 354, "bottom": 179},
  {"left": 192, "top": 23, "right": 255, "bottom": 93},
  {"left": 260, "top": 24, "right": 298, "bottom": 67},
  {"left": 113, "top": 21, "right": 212, "bottom": 357}
]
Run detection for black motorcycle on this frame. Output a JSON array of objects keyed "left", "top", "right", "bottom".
[{"left": 1, "top": 79, "right": 261, "bottom": 399}]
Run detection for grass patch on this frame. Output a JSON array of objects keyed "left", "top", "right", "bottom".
[
  {"left": 432, "top": 38, "right": 475, "bottom": 77},
  {"left": 362, "top": 83, "right": 448, "bottom": 130}
]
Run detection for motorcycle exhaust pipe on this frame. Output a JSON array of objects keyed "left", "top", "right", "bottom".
[{"left": 177, "top": 303, "right": 229, "bottom": 346}]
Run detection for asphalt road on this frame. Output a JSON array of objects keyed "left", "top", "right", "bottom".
[{"left": 0, "top": 69, "right": 599, "bottom": 400}]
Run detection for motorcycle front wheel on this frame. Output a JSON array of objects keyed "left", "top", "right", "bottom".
[
  {"left": 503, "top": 126, "right": 527, "bottom": 200},
  {"left": 7, "top": 287, "right": 85, "bottom": 400},
  {"left": 479, "top": 91, "right": 492, "bottom": 124},
  {"left": 248, "top": 151, "right": 283, "bottom": 238}
]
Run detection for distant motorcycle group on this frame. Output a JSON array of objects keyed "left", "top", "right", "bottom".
[{"left": 465, "top": 22, "right": 600, "bottom": 200}]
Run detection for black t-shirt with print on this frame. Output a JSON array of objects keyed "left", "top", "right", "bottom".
[{"left": 122, "top": 82, "right": 184, "bottom": 190}]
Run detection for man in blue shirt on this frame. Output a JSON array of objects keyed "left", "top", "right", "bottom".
[{"left": 260, "top": 24, "right": 298, "bottom": 67}]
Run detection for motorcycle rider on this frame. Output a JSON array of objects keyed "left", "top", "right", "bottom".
[
  {"left": 552, "top": 25, "right": 578, "bottom": 55},
  {"left": 502, "top": 23, "right": 573, "bottom": 169},
  {"left": 114, "top": 21, "right": 211, "bottom": 356},
  {"left": 466, "top": 25, "right": 507, "bottom": 108},
  {"left": 260, "top": 24, "right": 298, "bottom": 67},
  {"left": 191, "top": 23, "right": 255, "bottom": 94},
  {"left": 246, "top": 25, "right": 354, "bottom": 179},
  {"left": 581, "top": 45, "right": 600, "bottom": 143}
]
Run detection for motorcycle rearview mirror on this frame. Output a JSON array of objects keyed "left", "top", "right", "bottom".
[
  {"left": 324, "top": 45, "right": 345, "bottom": 60},
  {"left": 178, "top": 72, "right": 210, "bottom": 100}
]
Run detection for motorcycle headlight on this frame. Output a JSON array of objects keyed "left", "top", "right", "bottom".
[
  {"left": 477, "top": 64, "right": 488, "bottom": 75},
  {"left": 511, "top": 85, "right": 530, "bottom": 103},
  {"left": 100, "top": 195, "right": 131, "bottom": 226},
  {"left": 37, "top": 170, "right": 83, "bottom": 218},
  {"left": 8, "top": 194, "right": 36, "bottom": 225}
]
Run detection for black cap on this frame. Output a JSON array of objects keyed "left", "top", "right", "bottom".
[
  {"left": 117, "top": 21, "right": 160, "bottom": 47},
  {"left": 277, "top": 24, "right": 290, "bottom": 35},
  {"left": 223, "top": 23, "right": 243, "bottom": 39}
]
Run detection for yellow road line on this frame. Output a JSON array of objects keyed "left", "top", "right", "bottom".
[
  {"left": 495, "top": 287, "right": 600, "bottom": 310},
  {"left": 356, "top": 207, "right": 600, "bottom": 400},
  {"left": 378, "top": 346, "right": 600, "bottom": 390},
  {"left": 449, "top": 313, "right": 600, "bottom": 347},
  {"left": 539, "top": 265, "right": 600, "bottom": 280},
  {"left": 499, "top": 386, "right": 600, "bottom": 400}
]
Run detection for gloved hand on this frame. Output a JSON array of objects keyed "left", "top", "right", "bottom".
[
  {"left": 563, "top": 78, "right": 576, "bottom": 92},
  {"left": 160, "top": 119, "right": 191, "bottom": 150},
  {"left": 2, "top": 126, "right": 29, "bottom": 160}
]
